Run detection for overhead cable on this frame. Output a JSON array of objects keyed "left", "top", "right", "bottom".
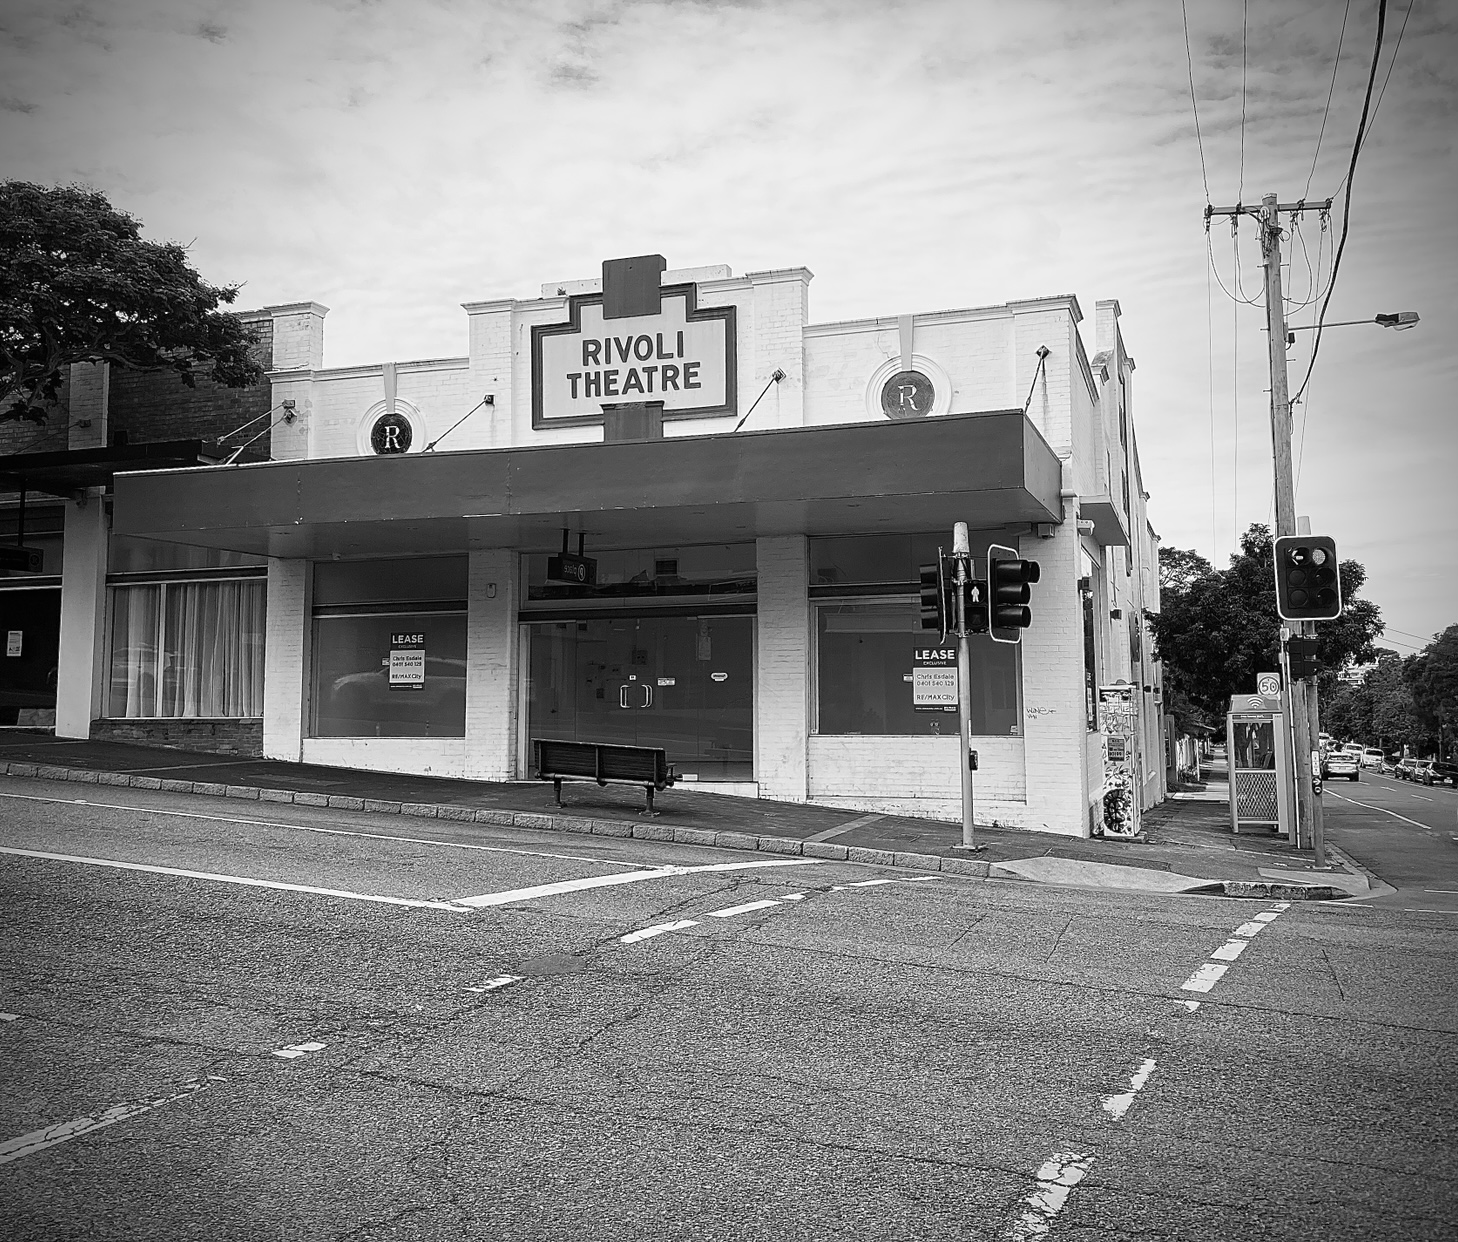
[{"left": 1304, "top": 0, "right": 1353, "bottom": 198}]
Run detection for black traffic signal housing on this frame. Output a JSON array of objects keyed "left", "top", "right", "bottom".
[
  {"left": 963, "top": 578, "right": 990, "bottom": 634},
  {"left": 919, "top": 553, "right": 954, "bottom": 640},
  {"left": 1286, "top": 635, "right": 1321, "bottom": 681},
  {"left": 988, "top": 544, "right": 1041, "bottom": 643},
  {"left": 1273, "top": 535, "right": 1342, "bottom": 621}
]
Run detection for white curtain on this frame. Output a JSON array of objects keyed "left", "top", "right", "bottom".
[{"left": 108, "top": 580, "right": 265, "bottom": 718}]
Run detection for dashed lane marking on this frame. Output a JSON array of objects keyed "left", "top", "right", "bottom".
[
  {"left": 0, "top": 1076, "right": 225, "bottom": 1166},
  {"left": 706, "top": 899, "right": 782, "bottom": 918},
  {"left": 273, "top": 1041, "right": 325, "bottom": 1060},
  {"left": 0, "top": 846, "right": 475, "bottom": 912},
  {"left": 620, "top": 920, "right": 699, "bottom": 944},
  {"left": 453, "top": 858, "right": 818, "bottom": 908},
  {"left": 0, "top": 1013, "right": 18, "bottom": 1022},
  {"left": 464, "top": 975, "right": 522, "bottom": 993},
  {"left": 1101, "top": 1057, "right": 1157, "bottom": 1120},
  {"left": 1004, "top": 1151, "right": 1093, "bottom": 1241},
  {"left": 1324, "top": 790, "right": 1434, "bottom": 831},
  {"left": 1180, "top": 962, "right": 1229, "bottom": 993}
]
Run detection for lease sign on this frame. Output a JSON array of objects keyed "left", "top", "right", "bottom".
[
  {"left": 388, "top": 632, "right": 425, "bottom": 690},
  {"left": 912, "top": 645, "right": 957, "bottom": 712}
]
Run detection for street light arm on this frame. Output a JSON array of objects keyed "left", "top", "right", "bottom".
[{"left": 1286, "top": 311, "right": 1419, "bottom": 332}]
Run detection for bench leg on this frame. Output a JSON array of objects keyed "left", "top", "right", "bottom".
[
  {"left": 640, "top": 784, "right": 658, "bottom": 818},
  {"left": 554, "top": 778, "right": 562, "bottom": 807}
]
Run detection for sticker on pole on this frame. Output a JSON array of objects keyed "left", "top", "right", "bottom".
[{"left": 912, "top": 644, "right": 958, "bottom": 711}]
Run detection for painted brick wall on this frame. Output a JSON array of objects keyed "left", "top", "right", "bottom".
[
  {"left": 91, "top": 718, "right": 263, "bottom": 757},
  {"left": 755, "top": 535, "right": 810, "bottom": 801},
  {"left": 465, "top": 548, "right": 518, "bottom": 780},
  {"left": 807, "top": 735, "right": 1027, "bottom": 822},
  {"left": 54, "top": 497, "right": 107, "bottom": 738},
  {"left": 262, "top": 558, "right": 309, "bottom": 761}
]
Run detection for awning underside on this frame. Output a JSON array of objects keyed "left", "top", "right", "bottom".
[{"left": 113, "top": 411, "right": 1064, "bottom": 559}]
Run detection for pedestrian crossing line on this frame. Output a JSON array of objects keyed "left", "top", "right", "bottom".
[
  {"left": 273, "top": 1041, "right": 325, "bottom": 1060},
  {"left": 620, "top": 920, "right": 700, "bottom": 944},
  {"left": 706, "top": 899, "right": 782, "bottom": 918}
]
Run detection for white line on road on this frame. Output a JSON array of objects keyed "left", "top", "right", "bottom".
[
  {"left": 706, "top": 899, "right": 782, "bottom": 918},
  {"left": 1234, "top": 921, "right": 1267, "bottom": 937},
  {"left": 273, "top": 1041, "right": 325, "bottom": 1060},
  {"left": 1180, "top": 962, "right": 1229, "bottom": 993},
  {"left": 620, "top": 920, "right": 699, "bottom": 943},
  {"left": 0, "top": 1077, "right": 224, "bottom": 1166},
  {"left": 1101, "top": 1057, "right": 1157, "bottom": 1120},
  {"left": 1325, "top": 790, "right": 1434, "bottom": 831},
  {"left": 0, "top": 1013, "right": 18, "bottom": 1021},
  {"left": 465, "top": 975, "right": 522, "bottom": 992},
  {"left": 0, "top": 846, "right": 474, "bottom": 912},
  {"left": 453, "top": 858, "right": 818, "bottom": 908},
  {"left": 1210, "top": 939, "right": 1249, "bottom": 962},
  {"left": 0, "top": 790, "right": 650, "bottom": 871},
  {"left": 1410, "top": 795, "right": 1433, "bottom": 801},
  {"left": 1004, "top": 1151, "right": 1094, "bottom": 1241}
]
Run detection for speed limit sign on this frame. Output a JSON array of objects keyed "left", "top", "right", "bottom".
[{"left": 1256, "top": 672, "right": 1282, "bottom": 697}]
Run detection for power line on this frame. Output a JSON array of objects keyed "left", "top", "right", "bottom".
[
  {"left": 1305, "top": 0, "right": 1353, "bottom": 198},
  {"left": 1331, "top": 0, "right": 1414, "bottom": 200},
  {"left": 1292, "top": 0, "right": 1388, "bottom": 407},
  {"left": 1238, "top": 0, "right": 1249, "bottom": 201},
  {"left": 1384, "top": 624, "right": 1437, "bottom": 643},
  {"left": 1180, "top": 0, "right": 1212, "bottom": 203}
]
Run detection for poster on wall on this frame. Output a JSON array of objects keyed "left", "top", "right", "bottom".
[
  {"left": 1098, "top": 682, "right": 1139, "bottom": 838},
  {"left": 388, "top": 632, "right": 426, "bottom": 690},
  {"left": 5, "top": 631, "right": 20, "bottom": 657},
  {"left": 912, "top": 644, "right": 958, "bottom": 713}
]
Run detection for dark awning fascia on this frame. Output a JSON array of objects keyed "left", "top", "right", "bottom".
[
  {"left": 113, "top": 410, "right": 1064, "bottom": 560},
  {"left": 0, "top": 440, "right": 219, "bottom": 498}
]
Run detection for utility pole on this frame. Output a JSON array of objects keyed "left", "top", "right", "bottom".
[
  {"left": 953, "top": 521, "right": 977, "bottom": 849},
  {"left": 1207, "top": 191, "right": 1332, "bottom": 866}
]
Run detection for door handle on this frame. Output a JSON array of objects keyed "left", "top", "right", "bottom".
[
  {"left": 640, "top": 684, "right": 652, "bottom": 708},
  {"left": 619, "top": 685, "right": 630, "bottom": 709}
]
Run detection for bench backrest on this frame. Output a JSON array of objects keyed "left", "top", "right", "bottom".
[{"left": 533, "top": 738, "right": 670, "bottom": 786}]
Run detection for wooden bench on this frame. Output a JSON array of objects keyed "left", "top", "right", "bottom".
[{"left": 531, "top": 738, "right": 676, "bottom": 815}]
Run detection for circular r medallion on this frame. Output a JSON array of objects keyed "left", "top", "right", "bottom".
[
  {"left": 370, "top": 411, "right": 413, "bottom": 454},
  {"left": 880, "top": 370, "right": 935, "bottom": 419}
]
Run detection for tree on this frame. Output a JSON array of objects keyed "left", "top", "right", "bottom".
[
  {"left": 1406, "top": 624, "right": 1458, "bottom": 759},
  {"left": 0, "top": 181, "right": 263, "bottom": 425},
  {"left": 1148, "top": 524, "right": 1384, "bottom": 728}
]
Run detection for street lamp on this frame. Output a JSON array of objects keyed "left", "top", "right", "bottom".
[{"left": 1287, "top": 311, "right": 1420, "bottom": 338}]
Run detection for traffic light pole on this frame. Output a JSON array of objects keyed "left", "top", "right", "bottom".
[
  {"left": 953, "top": 521, "right": 977, "bottom": 849},
  {"left": 1210, "top": 191, "right": 1326, "bottom": 866}
]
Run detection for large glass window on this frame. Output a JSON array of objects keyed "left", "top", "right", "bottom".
[
  {"left": 107, "top": 579, "right": 266, "bottom": 718},
  {"left": 524, "top": 543, "right": 755, "bottom": 604},
  {"left": 309, "top": 556, "right": 467, "bottom": 738},
  {"left": 815, "top": 600, "right": 1019, "bottom": 737}
]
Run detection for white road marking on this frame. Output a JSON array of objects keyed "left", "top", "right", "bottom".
[
  {"left": 1004, "top": 1151, "right": 1093, "bottom": 1241},
  {"left": 706, "top": 899, "right": 782, "bottom": 918},
  {"left": 1423, "top": 889, "right": 1458, "bottom": 895},
  {"left": 1181, "top": 962, "right": 1229, "bottom": 993},
  {"left": 0, "top": 1013, "right": 18, "bottom": 1021},
  {"left": 0, "top": 1077, "right": 223, "bottom": 1166},
  {"left": 780, "top": 893, "right": 806, "bottom": 901},
  {"left": 620, "top": 920, "right": 699, "bottom": 943},
  {"left": 1234, "top": 921, "right": 1266, "bottom": 937},
  {"left": 1253, "top": 912, "right": 1280, "bottom": 923},
  {"left": 1324, "top": 790, "right": 1433, "bottom": 831},
  {"left": 806, "top": 813, "right": 884, "bottom": 843},
  {"left": 453, "top": 858, "right": 817, "bottom": 908},
  {"left": 464, "top": 975, "right": 522, "bottom": 992},
  {"left": 0, "top": 789, "right": 650, "bottom": 872},
  {"left": 1179, "top": 999, "right": 1202, "bottom": 1012},
  {"left": 1101, "top": 1057, "right": 1157, "bottom": 1120},
  {"left": 1210, "top": 939, "right": 1249, "bottom": 962},
  {"left": 0, "top": 846, "right": 474, "bottom": 912},
  {"left": 1411, "top": 795, "right": 1433, "bottom": 801},
  {"left": 273, "top": 1041, "right": 325, "bottom": 1060}
]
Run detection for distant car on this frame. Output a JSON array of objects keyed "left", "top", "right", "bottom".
[
  {"left": 1394, "top": 758, "right": 1423, "bottom": 782},
  {"left": 1412, "top": 760, "right": 1458, "bottom": 788},
  {"left": 1322, "top": 749, "right": 1359, "bottom": 781},
  {"left": 1360, "top": 748, "right": 1385, "bottom": 770}
]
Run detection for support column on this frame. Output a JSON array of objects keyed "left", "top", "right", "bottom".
[
  {"left": 54, "top": 492, "right": 108, "bottom": 739},
  {"left": 465, "top": 549, "right": 519, "bottom": 780},
  {"left": 262, "top": 558, "right": 310, "bottom": 761},
  {"left": 754, "top": 535, "right": 809, "bottom": 801}
]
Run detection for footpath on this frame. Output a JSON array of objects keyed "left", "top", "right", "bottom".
[{"left": 0, "top": 734, "right": 1368, "bottom": 901}]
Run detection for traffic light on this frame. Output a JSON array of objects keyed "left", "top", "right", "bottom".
[
  {"left": 1273, "top": 534, "right": 1342, "bottom": 621},
  {"left": 919, "top": 554, "right": 953, "bottom": 640},
  {"left": 1286, "top": 636, "right": 1321, "bottom": 680},
  {"left": 963, "top": 578, "right": 989, "bottom": 634},
  {"left": 988, "top": 543, "right": 1041, "bottom": 643}
]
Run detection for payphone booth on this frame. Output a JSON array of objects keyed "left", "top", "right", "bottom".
[{"left": 1226, "top": 694, "right": 1293, "bottom": 836}]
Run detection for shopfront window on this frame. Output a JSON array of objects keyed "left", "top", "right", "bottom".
[
  {"left": 523, "top": 543, "right": 755, "bottom": 604},
  {"left": 309, "top": 557, "right": 467, "bottom": 738},
  {"left": 814, "top": 600, "right": 1019, "bottom": 737},
  {"left": 107, "top": 578, "right": 266, "bottom": 718}
]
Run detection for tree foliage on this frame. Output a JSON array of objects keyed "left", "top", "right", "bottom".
[
  {"left": 1405, "top": 623, "right": 1458, "bottom": 758},
  {"left": 0, "top": 181, "right": 263, "bottom": 424},
  {"left": 1148, "top": 524, "right": 1384, "bottom": 727},
  {"left": 1324, "top": 653, "right": 1427, "bottom": 754}
]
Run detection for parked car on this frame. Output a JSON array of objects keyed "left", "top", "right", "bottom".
[
  {"left": 1394, "top": 757, "right": 1424, "bottom": 782},
  {"left": 1360, "top": 748, "right": 1385, "bottom": 770},
  {"left": 1322, "top": 749, "right": 1359, "bottom": 781},
  {"left": 1414, "top": 760, "right": 1458, "bottom": 788}
]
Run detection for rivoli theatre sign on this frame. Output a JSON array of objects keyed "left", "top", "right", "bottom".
[{"left": 531, "top": 254, "right": 736, "bottom": 428}]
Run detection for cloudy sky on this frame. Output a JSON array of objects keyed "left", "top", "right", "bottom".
[{"left": 3, "top": 0, "right": 1454, "bottom": 649}]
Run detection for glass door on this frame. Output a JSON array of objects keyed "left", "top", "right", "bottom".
[{"left": 528, "top": 615, "right": 752, "bottom": 780}]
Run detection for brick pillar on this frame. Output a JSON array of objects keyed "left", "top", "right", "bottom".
[
  {"left": 67, "top": 362, "right": 108, "bottom": 450},
  {"left": 755, "top": 535, "right": 809, "bottom": 801},
  {"left": 465, "top": 549, "right": 519, "bottom": 780},
  {"left": 262, "top": 558, "right": 310, "bottom": 761},
  {"left": 54, "top": 493, "right": 108, "bottom": 738}
]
